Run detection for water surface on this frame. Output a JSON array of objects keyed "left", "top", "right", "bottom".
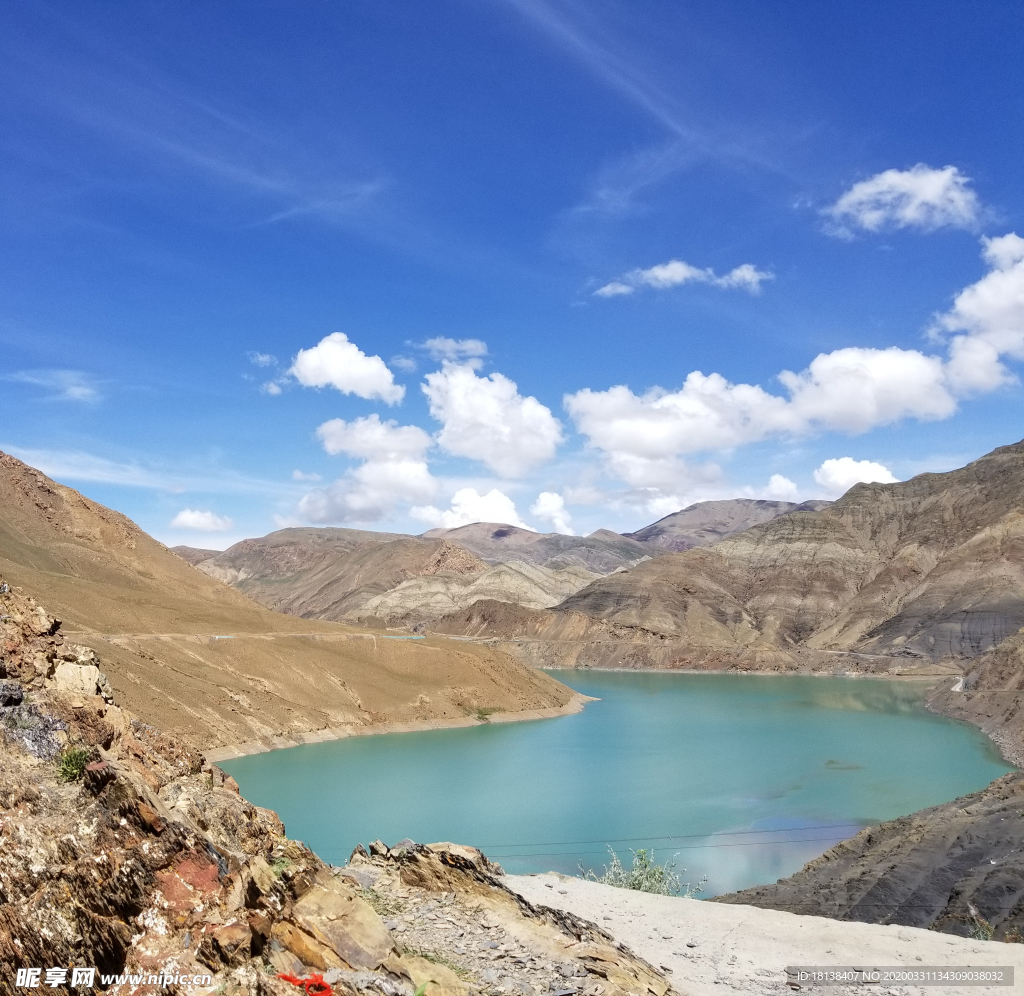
[{"left": 223, "top": 671, "right": 1012, "bottom": 895}]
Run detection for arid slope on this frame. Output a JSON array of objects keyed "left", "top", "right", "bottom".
[
  {"left": 0, "top": 451, "right": 575, "bottom": 749},
  {"left": 551, "top": 440, "right": 1024, "bottom": 662}
]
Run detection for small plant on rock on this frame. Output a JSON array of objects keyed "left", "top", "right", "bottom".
[
  {"left": 57, "top": 746, "right": 91, "bottom": 782},
  {"left": 581, "top": 847, "right": 705, "bottom": 897}
]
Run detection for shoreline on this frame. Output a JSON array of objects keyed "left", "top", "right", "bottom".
[{"left": 204, "top": 690, "right": 596, "bottom": 763}]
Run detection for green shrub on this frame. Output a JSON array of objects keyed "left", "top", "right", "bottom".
[
  {"left": 57, "top": 746, "right": 91, "bottom": 782},
  {"left": 581, "top": 847, "right": 705, "bottom": 897}
]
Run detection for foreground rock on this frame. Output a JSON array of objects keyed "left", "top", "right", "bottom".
[
  {"left": 0, "top": 580, "right": 675, "bottom": 996},
  {"left": 713, "top": 773, "right": 1024, "bottom": 939}
]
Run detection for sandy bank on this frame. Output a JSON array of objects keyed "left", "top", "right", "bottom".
[
  {"left": 507, "top": 873, "right": 1024, "bottom": 996},
  {"left": 204, "top": 690, "right": 595, "bottom": 763}
]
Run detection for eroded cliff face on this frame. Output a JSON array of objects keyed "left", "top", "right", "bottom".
[{"left": 0, "top": 580, "right": 674, "bottom": 996}]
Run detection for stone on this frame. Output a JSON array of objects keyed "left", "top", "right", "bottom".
[
  {"left": 290, "top": 873, "right": 396, "bottom": 969},
  {"left": 51, "top": 662, "right": 103, "bottom": 698},
  {"left": 0, "top": 681, "right": 23, "bottom": 706}
]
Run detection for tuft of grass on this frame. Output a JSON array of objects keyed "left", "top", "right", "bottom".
[
  {"left": 361, "top": 888, "right": 405, "bottom": 917},
  {"left": 1003, "top": 926, "right": 1024, "bottom": 943},
  {"left": 473, "top": 707, "right": 501, "bottom": 723},
  {"left": 968, "top": 903, "right": 995, "bottom": 941},
  {"left": 581, "top": 847, "right": 705, "bottom": 897},
  {"left": 270, "top": 857, "right": 292, "bottom": 878},
  {"left": 57, "top": 746, "right": 91, "bottom": 782}
]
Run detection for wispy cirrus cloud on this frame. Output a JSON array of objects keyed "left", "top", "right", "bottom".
[
  {"left": 8, "top": 368, "right": 102, "bottom": 402},
  {"left": 2, "top": 444, "right": 302, "bottom": 499}
]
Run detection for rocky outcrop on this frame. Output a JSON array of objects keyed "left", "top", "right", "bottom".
[
  {"left": 0, "top": 581, "right": 675, "bottom": 996},
  {"left": 713, "top": 772, "right": 1024, "bottom": 940}
]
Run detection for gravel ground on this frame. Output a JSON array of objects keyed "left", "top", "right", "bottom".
[{"left": 505, "top": 872, "right": 1024, "bottom": 996}]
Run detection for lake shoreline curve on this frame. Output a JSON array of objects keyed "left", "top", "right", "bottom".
[{"left": 204, "top": 689, "right": 597, "bottom": 763}]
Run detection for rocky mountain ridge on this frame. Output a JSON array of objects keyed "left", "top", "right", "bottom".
[{"left": 173, "top": 501, "right": 829, "bottom": 632}]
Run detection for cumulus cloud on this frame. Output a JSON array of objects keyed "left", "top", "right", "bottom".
[
  {"left": 762, "top": 474, "right": 801, "bottom": 502},
  {"left": 248, "top": 351, "right": 277, "bottom": 367},
  {"left": 935, "top": 233, "right": 1024, "bottom": 393},
  {"left": 261, "top": 380, "right": 283, "bottom": 396},
  {"left": 289, "top": 332, "right": 404, "bottom": 404},
  {"left": 813, "top": 458, "right": 898, "bottom": 498},
  {"left": 824, "top": 164, "right": 981, "bottom": 237},
  {"left": 411, "top": 487, "right": 532, "bottom": 530},
  {"left": 296, "top": 414, "right": 438, "bottom": 523},
  {"left": 566, "top": 344, "right": 953, "bottom": 479},
  {"left": 170, "top": 508, "right": 234, "bottom": 531},
  {"left": 530, "top": 492, "right": 575, "bottom": 534},
  {"left": 422, "top": 337, "right": 489, "bottom": 364},
  {"left": 595, "top": 259, "right": 773, "bottom": 298},
  {"left": 10, "top": 369, "right": 101, "bottom": 402},
  {"left": 422, "top": 362, "right": 564, "bottom": 477}
]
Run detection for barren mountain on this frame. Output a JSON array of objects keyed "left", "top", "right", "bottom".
[
  {"left": 353, "top": 561, "right": 601, "bottom": 626},
  {"left": 420, "top": 522, "right": 652, "bottom": 571},
  {"left": 433, "top": 441, "right": 1024, "bottom": 673},
  {"left": 624, "top": 498, "right": 832, "bottom": 552},
  {"left": 0, "top": 451, "right": 575, "bottom": 749},
  {"left": 191, "top": 528, "right": 487, "bottom": 619}
]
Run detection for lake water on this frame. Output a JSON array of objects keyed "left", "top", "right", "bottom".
[{"left": 222, "top": 670, "right": 1013, "bottom": 896}]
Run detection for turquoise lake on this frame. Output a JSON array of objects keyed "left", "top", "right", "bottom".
[{"left": 222, "top": 670, "right": 1013, "bottom": 896}]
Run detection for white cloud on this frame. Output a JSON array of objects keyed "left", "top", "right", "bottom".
[
  {"left": 291, "top": 469, "right": 321, "bottom": 481},
  {"left": 10, "top": 369, "right": 101, "bottom": 402},
  {"left": 391, "top": 355, "right": 418, "bottom": 372},
  {"left": 296, "top": 414, "right": 438, "bottom": 524},
  {"left": 762, "top": 474, "right": 801, "bottom": 502},
  {"left": 248, "top": 351, "right": 277, "bottom": 367},
  {"left": 411, "top": 487, "right": 532, "bottom": 530},
  {"left": 289, "top": 332, "right": 404, "bottom": 404},
  {"left": 422, "top": 362, "right": 564, "bottom": 477},
  {"left": 935, "top": 233, "right": 1024, "bottom": 393},
  {"left": 422, "top": 337, "right": 489, "bottom": 364},
  {"left": 824, "top": 164, "right": 981, "bottom": 236},
  {"left": 595, "top": 259, "right": 773, "bottom": 298},
  {"left": 813, "top": 458, "right": 898, "bottom": 498},
  {"left": 530, "top": 492, "right": 575, "bottom": 534},
  {"left": 566, "top": 344, "right": 953, "bottom": 468},
  {"left": 170, "top": 508, "right": 234, "bottom": 531},
  {"left": 315, "top": 413, "right": 432, "bottom": 460},
  {"left": 261, "top": 380, "right": 283, "bottom": 396}
]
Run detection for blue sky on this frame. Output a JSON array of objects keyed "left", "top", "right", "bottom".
[{"left": 3, "top": 0, "right": 1023, "bottom": 548}]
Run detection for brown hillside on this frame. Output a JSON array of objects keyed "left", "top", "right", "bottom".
[
  {"left": 0, "top": 451, "right": 575, "bottom": 749},
  {"left": 554, "top": 440, "right": 1024, "bottom": 662},
  {"left": 193, "top": 528, "right": 487, "bottom": 620}
]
